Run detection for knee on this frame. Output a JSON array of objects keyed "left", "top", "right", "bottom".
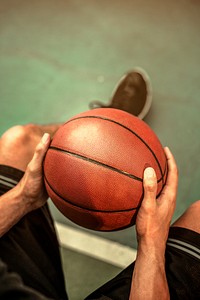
[
  {"left": 172, "top": 200, "right": 200, "bottom": 233},
  {"left": 1, "top": 125, "right": 26, "bottom": 145},
  {"left": 1, "top": 124, "right": 42, "bottom": 148},
  {"left": 188, "top": 200, "right": 200, "bottom": 212}
]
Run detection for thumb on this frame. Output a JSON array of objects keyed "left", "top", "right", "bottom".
[
  {"left": 28, "top": 133, "right": 51, "bottom": 174},
  {"left": 142, "top": 167, "right": 157, "bottom": 206}
]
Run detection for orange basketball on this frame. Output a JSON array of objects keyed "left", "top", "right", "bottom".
[{"left": 43, "top": 108, "right": 167, "bottom": 231}]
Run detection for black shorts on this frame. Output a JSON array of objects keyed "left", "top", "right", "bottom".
[
  {"left": 0, "top": 165, "right": 68, "bottom": 300},
  {"left": 85, "top": 226, "right": 200, "bottom": 299}
]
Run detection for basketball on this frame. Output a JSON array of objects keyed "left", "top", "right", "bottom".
[{"left": 43, "top": 108, "right": 167, "bottom": 231}]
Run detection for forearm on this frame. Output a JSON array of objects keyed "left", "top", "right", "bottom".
[
  {"left": 0, "top": 186, "right": 31, "bottom": 237},
  {"left": 129, "top": 242, "right": 170, "bottom": 300}
]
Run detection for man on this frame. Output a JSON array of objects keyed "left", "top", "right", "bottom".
[{"left": 0, "top": 68, "right": 199, "bottom": 299}]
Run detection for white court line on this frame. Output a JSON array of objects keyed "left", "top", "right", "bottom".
[{"left": 55, "top": 222, "right": 137, "bottom": 268}]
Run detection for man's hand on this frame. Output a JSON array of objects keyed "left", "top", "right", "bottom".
[
  {"left": 136, "top": 146, "right": 178, "bottom": 251},
  {"left": 18, "top": 133, "right": 51, "bottom": 211},
  {"left": 129, "top": 147, "right": 178, "bottom": 300}
]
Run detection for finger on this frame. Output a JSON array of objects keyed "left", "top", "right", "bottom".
[
  {"left": 142, "top": 167, "right": 157, "bottom": 206},
  {"left": 164, "top": 147, "right": 178, "bottom": 190},
  {"left": 28, "top": 133, "right": 51, "bottom": 172},
  {"left": 161, "top": 147, "right": 178, "bottom": 199}
]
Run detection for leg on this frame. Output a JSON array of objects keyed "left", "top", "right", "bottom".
[
  {"left": 163, "top": 202, "right": 200, "bottom": 299},
  {"left": 172, "top": 200, "right": 200, "bottom": 234},
  {"left": 0, "top": 123, "right": 62, "bottom": 171}
]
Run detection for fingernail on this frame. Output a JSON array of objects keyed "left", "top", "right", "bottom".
[
  {"left": 41, "top": 133, "right": 49, "bottom": 144},
  {"left": 144, "top": 167, "right": 155, "bottom": 178}
]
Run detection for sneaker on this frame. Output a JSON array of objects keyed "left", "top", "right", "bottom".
[{"left": 89, "top": 67, "right": 152, "bottom": 119}]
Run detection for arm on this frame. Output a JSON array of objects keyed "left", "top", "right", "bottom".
[
  {"left": 0, "top": 133, "right": 50, "bottom": 237},
  {"left": 129, "top": 147, "right": 178, "bottom": 300}
]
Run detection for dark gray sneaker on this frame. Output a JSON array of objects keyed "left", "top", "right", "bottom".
[{"left": 89, "top": 67, "right": 152, "bottom": 119}]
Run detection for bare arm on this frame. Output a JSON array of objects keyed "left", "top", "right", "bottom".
[
  {"left": 129, "top": 147, "right": 178, "bottom": 300},
  {"left": 0, "top": 133, "right": 50, "bottom": 237}
]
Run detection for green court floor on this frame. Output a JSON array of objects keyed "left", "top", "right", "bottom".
[{"left": 0, "top": 0, "right": 200, "bottom": 299}]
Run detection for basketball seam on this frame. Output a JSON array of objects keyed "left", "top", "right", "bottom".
[
  {"left": 50, "top": 146, "right": 143, "bottom": 181},
  {"left": 64, "top": 115, "right": 165, "bottom": 185},
  {"left": 45, "top": 147, "right": 167, "bottom": 212},
  {"left": 44, "top": 174, "right": 139, "bottom": 213},
  {"left": 48, "top": 146, "right": 164, "bottom": 184}
]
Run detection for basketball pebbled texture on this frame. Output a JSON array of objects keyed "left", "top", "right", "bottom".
[{"left": 43, "top": 108, "right": 168, "bottom": 231}]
